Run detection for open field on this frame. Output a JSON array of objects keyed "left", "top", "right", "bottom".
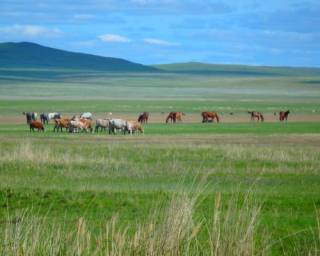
[{"left": 0, "top": 69, "right": 320, "bottom": 255}]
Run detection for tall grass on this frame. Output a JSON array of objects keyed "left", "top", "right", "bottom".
[{"left": 1, "top": 190, "right": 271, "bottom": 255}]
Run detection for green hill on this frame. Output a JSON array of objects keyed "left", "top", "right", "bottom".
[
  {"left": 154, "top": 62, "right": 320, "bottom": 76},
  {"left": 0, "top": 42, "right": 158, "bottom": 72}
]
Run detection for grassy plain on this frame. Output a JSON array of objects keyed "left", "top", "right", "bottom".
[{"left": 0, "top": 68, "right": 320, "bottom": 255}]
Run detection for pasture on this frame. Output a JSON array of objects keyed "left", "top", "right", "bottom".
[{"left": 0, "top": 69, "right": 320, "bottom": 255}]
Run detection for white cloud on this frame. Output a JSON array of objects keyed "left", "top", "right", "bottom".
[
  {"left": 143, "top": 38, "right": 179, "bottom": 46},
  {"left": 98, "top": 34, "right": 131, "bottom": 43},
  {"left": 0, "top": 25, "right": 62, "bottom": 37}
]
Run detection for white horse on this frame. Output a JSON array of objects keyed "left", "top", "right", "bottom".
[
  {"left": 108, "top": 119, "right": 127, "bottom": 134},
  {"left": 48, "top": 112, "right": 61, "bottom": 121},
  {"left": 80, "top": 112, "right": 93, "bottom": 120}
]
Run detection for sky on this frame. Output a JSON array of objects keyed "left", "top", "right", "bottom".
[{"left": 0, "top": 0, "right": 319, "bottom": 67}]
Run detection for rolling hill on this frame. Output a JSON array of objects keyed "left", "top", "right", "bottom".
[
  {"left": 0, "top": 42, "right": 158, "bottom": 72},
  {"left": 1, "top": 42, "right": 320, "bottom": 77},
  {"left": 154, "top": 62, "right": 320, "bottom": 76}
]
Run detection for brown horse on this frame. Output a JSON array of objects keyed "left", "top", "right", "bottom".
[
  {"left": 54, "top": 118, "right": 71, "bottom": 132},
  {"left": 166, "top": 112, "right": 184, "bottom": 123},
  {"left": 201, "top": 112, "right": 220, "bottom": 123},
  {"left": 279, "top": 110, "right": 290, "bottom": 121},
  {"left": 30, "top": 120, "right": 44, "bottom": 132},
  {"left": 138, "top": 112, "right": 149, "bottom": 124},
  {"left": 248, "top": 111, "right": 264, "bottom": 122}
]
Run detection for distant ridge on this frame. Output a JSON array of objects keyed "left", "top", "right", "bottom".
[
  {"left": 0, "top": 42, "right": 158, "bottom": 72},
  {"left": 154, "top": 62, "right": 320, "bottom": 76}
]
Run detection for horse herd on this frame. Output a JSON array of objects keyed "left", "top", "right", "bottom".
[{"left": 23, "top": 110, "right": 291, "bottom": 133}]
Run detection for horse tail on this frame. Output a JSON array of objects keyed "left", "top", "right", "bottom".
[
  {"left": 216, "top": 114, "right": 220, "bottom": 123},
  {"left": 260, "top": 114, "right": 264, "bottom": 122},
  {"left": 165, "top": 115, "right": 170, "bottom": 123}
]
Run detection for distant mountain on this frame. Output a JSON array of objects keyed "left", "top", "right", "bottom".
[
  {"left": 0, "top": 42, "right": 158, "bottom": 72},
  {"left": 154, "top": 62, "right": 320, "bottom": 76}
]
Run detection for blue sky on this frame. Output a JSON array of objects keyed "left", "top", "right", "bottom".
[{"left": 0, "top": 0, "right": 319, "bottom": 66}]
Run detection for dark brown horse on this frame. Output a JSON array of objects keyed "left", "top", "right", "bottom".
[
  {"left": 166, "top": 112, "right": 184, "bottom": 123},
  {"left": 248, "top": 111, "right": 264, "bottom": 122},
  {"left": 279, "top": 110, "right": 290, "bottom": 121},
  {"left": 138, "top": 112, "right": 149, "bottom": 123},
  {"left": 201, "top": 112, "right": 220, "bottom": 123}
]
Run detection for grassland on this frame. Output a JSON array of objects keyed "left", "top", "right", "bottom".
[{"left": 0, "top": 68, "right": 320, "bottom": 255}]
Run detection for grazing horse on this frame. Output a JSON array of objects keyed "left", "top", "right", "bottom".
[
  {"left": 54, "top": 118, "right": 71, "bottom": 132},
  {"left": 279, "top": 110, "right": 290, "bottom": 121},
  {"left": 80, "top": 112, "right": 93, "bottom": 120},
  {"left": 248, "top": 111, "right": 264, "bottom": 122},
  {"left": 108, "top": 119, "right": 127, "bottom": 134},
  {"left": 23, "top": 112, "right": 37, "bottom": 124},
  {"left": 69, "top": 118, "right": 93, "bottom": 133},
  {"left": 201, "top": 112, "right": 220, "bottom": 123},
  {"left": 95, "top": 119, "right": 109, "bottom": 133},
  {"left": 30, "top": 120, "right": 44, "bottom": 132},
  {"left": 166, "top": 112, "right": 184, "bottom": 123},
  {"left": 40, "top": 113, "right": 49, "bottom": 124},
  {"left": 126, "top": 120, "right": 144, "bottom": 134},
  {"left": 138, "top": 112, "right": 149, "bottom": 124}
]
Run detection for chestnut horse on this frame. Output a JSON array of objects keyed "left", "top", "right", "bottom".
[
  {"left": 138, "top": 112, "right": 149, "bottom": 123},
  {"left": 248, "top": 111, "right": 264, "bottom": 122},
  {"left": 166, "top": 112, "right": 184, "bottom": 123},
  {"left": 30, "top": 120, "right": 44, "bottom": 132},
  {"left": 202, "top": 112, "right": 220, "bottom": 123},
  {"left": 279, "top": 110, "right": 290, "bottom": 121}
]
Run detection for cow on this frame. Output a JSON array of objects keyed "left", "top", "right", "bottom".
[
  {"left": 30, "top": 120, "right": 44, "bottom": 132},
  {"left": 95, "top": 119, "right": 109, "bottom": 133}
]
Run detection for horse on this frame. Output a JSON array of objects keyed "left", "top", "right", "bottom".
[
  {"left": 279, "top": 110, "right": 290, "bottom": 121},
  {"left": 248, "top": 111, "right": 264, "bottom": 122},
  {"left": 69, "top": 118, "right": 93, "bottom": 133},
  {"left": 40, "top": 113, "right": 49, "bottom": 124},
  {"left": 95, "top": 119, "right": 109, "bottom": 133},
  {"left": 201, "top": 112, "right": 220, "bottom": 123},
  {"left": 80, "top": 112, "right": 93, "bottom": 120},
  {"left": 23, "top": 112, "right": 37, "bottom": 124},
  {"left": 138, "top": 112, "right": 149, "bottom": 124},
  {"left": 108, "top": 119, "right": 127, "bottom": 134},
  {"left": 126, "top": 120, "right": 144, "bottom": 134},
  {"left": 53, "top": 118, "right": 71, "bottom": 132},
  {"left": 30, "top": 120, "right": 44, "bottom": 132},
  {"left": 166, "top": 112, "right": 184, "bottom": 123}
]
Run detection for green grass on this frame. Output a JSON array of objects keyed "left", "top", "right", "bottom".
[
  {"left": 1, "top": 122, "right": 320, "bottom": 137},
  {"left": 0, "top": 68, "right": 320, "bottom": 254},
  {"left": 0, "top": 133, "right": 320, "bottom": 254}
]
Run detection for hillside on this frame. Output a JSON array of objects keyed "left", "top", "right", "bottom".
[
  {"left": 0, "top": 42, "right": 158, "bottom": 72},
  {"left": 154, "top": 62, "right": 320, "bottom": 76}
]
